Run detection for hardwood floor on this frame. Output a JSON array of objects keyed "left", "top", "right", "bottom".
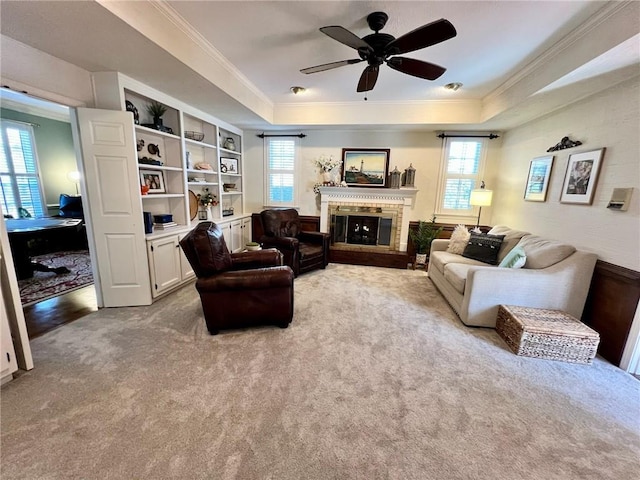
[{"left": 23, "top": 285, "right": 98, "bottom": 339}]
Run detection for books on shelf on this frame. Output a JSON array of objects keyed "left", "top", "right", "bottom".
[{"left": 153, "top": 221, "right": 178, "bottom": 230}]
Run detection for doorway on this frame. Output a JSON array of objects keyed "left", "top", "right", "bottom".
[{"left": 0, "top": 88, "right": 97, "bottom": 337}]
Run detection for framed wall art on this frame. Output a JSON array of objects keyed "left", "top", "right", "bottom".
[
  {"left": 524, "top": 155, "right": 554, "bottom": 202},
  {"left": 560, "top": 148, "right": 605, "bottom": 205},
  {"left": 139, "top": 169, "right": 166, "bottom": 194},
  {"left": 341, "top": 148, "right": 390, "bottom": 187},
  {"left": 220, "top": 157, "right": 239, "bottom": 174}
]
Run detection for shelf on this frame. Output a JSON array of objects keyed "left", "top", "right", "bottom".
[
  {"left": 222, "top": 191, "right": 242, "bottom": 196},
  {"left": 219, "top": 147, "right": 241, "bottom": 156},
  {"left": 135, "top": 125, "right": 180, "bottom": 140},
  {"left": 221, "top": 173, "right": 242, "bottom": 178},
  {"left": 188, "top": 182, "right": 218, "bottom": 187},
  {"left": 138, "top": 164, "right": 182, "bottom": 172},
  {"left": 185, "top": 138, "right": 216, "bottom": 149},
  {"left": 186, "top": 168, "right": 217, "bottom": 175},
  {"left": 141, "top": 193, "right": 184, "bottom": 199}
]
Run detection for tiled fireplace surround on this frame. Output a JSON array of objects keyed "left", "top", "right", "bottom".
[{"left": 319, "top": 187, "right": 418, "bottom": 252}]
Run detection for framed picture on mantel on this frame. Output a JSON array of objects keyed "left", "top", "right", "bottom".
[{"left": 341, "top": 148, "right": 390, "bottom": 187}]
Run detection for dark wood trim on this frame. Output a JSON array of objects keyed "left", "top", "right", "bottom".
[
  {"left": 329, "top": 249, "right": 409, "bottom": 269},
  {"left": 406, "top": 221, "right": 490, "bottom": 257},
  {"left": 582, "top": 260, "right": 640, "bottom": 366},
  {"left": 251, "top": 212, "right": 321, "bottom": 241}
]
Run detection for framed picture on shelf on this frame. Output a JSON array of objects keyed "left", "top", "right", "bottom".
[
  {"left": 139, "top": 169, "right": 166, "bottom": 194},
  {"left": 559, "top": 148, "right": 605, "bottom": 205},
  {"left": 524, "top": 155, "right": 554, "bottom": 202},
  {"left": 341, "top": 148, "right": 390, "bottom": 187},
  {"left": 220, "top": 157, "right": 238, "bottom": 174}
]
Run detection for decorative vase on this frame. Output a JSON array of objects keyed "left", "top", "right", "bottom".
[
  {"left": 416, "top": 253, "right": 428, "bottom": 265},
  {"left": 323, "top": 170, "right": 333, "bottom": 184},
  {"left": 153, "top": 116, "right": 163, "bottom": 127}
]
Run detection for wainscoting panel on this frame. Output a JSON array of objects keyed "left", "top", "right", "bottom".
[{"left": 582, "top": 261, "right": 640, "bottom": 366}]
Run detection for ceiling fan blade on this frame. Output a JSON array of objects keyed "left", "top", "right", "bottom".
[
  {"left": 320, "top": 26, "right": 373, "bottom": 52},
  {"left": 300, "top": 58, "right": 363, "bottom": 74},
  {"left": 387, "top": 57, "right": 446, "bottom": 80},
  {"left": 385, "top": 18, "right": 456, "bottom": 55},
  {"left": 357, "top": 65, "right": 379, "bottom": 92}
]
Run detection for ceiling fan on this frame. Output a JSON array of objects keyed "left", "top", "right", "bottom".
[{"left": 301, "top": 11, "right": 457, "bottom": 93}]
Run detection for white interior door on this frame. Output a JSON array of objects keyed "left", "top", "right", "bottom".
[{"left": 71, "top": 108, "right": 151, "bottom": 307}]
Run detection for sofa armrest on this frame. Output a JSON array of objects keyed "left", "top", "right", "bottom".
[
  {"left": 430, "top": 239, "right": 449, "bottom": 254},
  {"left": 461, "top": 251, "right": 597, "bottom": 327},
  {"left": 230, "top": 248, "right": 282, "bottom": 270}
]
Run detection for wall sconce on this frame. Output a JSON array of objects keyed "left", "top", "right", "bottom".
[{"left": 469, "top": 181, "right": 493, "bottom": 229}]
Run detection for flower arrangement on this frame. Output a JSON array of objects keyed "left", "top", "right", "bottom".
[
  {"left": 315, "top": 154, "right": 342, "bottom": 173},
  {"left": 198, "top": 188, "right": 218, "bottom": 207},
  {"left": 313, "top": 181, "right": 348, "bottom": 194}
]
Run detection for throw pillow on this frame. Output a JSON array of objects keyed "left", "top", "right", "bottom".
[
  {"left": 447, "top": 224, "right": 470, "bottom": 254},
  {"left": 462, "top": 233, "right": 506, "bottom": 265},
  {"left": 498, "top": 246, "right": 526, "bottom": 269}
]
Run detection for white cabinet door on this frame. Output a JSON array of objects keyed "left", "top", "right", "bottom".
[
  {"left": 242, "top": 217, "right": 252, "bottom": 247},
  {"left": 0, "top": 273, "right": 17, "bottom": 383},
  {"left": 148, "top": 236, "right": 181, "bottom": 297},
  {"left": 230, "top": 219, "right": 243, "bottom": 252},
  {"left": 178, "top": 232, "right": 195, "bottom": 280},
  {"left": 71, "top": 107, "right": 152, "bottom": 307}
]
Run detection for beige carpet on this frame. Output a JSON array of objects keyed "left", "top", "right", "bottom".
[{"left": 1, "top": 264, "right": 639, "bottom": 479}]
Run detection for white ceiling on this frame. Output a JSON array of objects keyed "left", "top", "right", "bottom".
[{"left": 0, "top": 1, "right": 638, "bottom": 131}]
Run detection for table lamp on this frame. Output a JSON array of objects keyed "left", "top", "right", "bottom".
[{"left": 469, "top": 181, "right": 493, "bottom": 229}]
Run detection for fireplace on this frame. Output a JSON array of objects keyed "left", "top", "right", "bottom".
[
  {"left": 319, "top": 187, "right": 418, "bottom": 252},
  {"left": 330, "top": 205, "right": 398, "bottom": 249}
]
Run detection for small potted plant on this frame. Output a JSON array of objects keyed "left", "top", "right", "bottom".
[
  {"left": 146, "top": 101, "right": 167, "bottom": 127},
  {"left": 409, "top": 215, "right": 443, "bottom": 266}
]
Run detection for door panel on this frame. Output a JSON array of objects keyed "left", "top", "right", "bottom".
[{"left": 72, "top": 108, "right": 151, "bottom": 307}]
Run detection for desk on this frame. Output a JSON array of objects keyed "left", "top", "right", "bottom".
[{"left": 6, "top": 218, "right": 84, "bottom": 280}]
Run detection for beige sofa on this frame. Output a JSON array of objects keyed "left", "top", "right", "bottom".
[{"left": 427, "top": 226, "right": 597, "bottom": 328}]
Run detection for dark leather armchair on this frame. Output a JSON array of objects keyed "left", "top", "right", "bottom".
[
  {"left": 259, "top": 208, "right": 330, "bottom": 276},
  {"left": 180, "top": 222, "right": 294, "bottom": 335}
]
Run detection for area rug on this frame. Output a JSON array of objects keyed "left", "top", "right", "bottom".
[{"left": 17, "top": 250, "right": 93, "bottom": 306}]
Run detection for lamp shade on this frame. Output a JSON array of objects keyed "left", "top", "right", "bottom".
[{"left": 470, "top": 188, "right": 493, "bottom": 207}]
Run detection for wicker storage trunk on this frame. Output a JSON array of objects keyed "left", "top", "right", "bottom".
[{"left": 496, "top": 305, "right": 600, "bottom": 364}]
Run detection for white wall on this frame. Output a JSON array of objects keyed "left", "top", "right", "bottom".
[
  {"left": 244, "top": 129, "right": 502, "bottom": 223},
  {"left": 0, "top": 35, "right": 93, "bottom": 107},
  {"left": 492, "top": 76, "right": 640, "bottom": 271}
]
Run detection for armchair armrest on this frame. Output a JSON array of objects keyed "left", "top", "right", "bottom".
[
  {"left": 230, "top": 248, "right": 283, "bottom": 270},
  {"left": 299, "top": 231, "right": 330, "bottom": 243},
  {"left": 259, "top": 235, "right": 299, "bottom": 250},
  {"left": 196, "top": 266, "right": 294, "bottom": 292}
]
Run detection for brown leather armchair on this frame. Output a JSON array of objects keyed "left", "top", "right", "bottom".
[
  {"left": 180, "top": 222, "right": 294, "bottom": 335},
  {"left": 259, "top": 208, "right": 330, "bottom": 276}
]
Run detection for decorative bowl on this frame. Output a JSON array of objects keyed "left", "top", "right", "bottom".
[
  {"left": 185, "top": 131, "right": 205, "bottom": 141},
  {"left": 223, "top": 183, "right": 237, "bottom": 192}
]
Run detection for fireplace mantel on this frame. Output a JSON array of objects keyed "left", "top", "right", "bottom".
[{"left": 319, "top": 187, "right": 418, "bottom": 252}]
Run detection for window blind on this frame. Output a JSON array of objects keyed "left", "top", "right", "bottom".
[
  {"left": 266, "top": 138, "right": 296, "bottom": 205},
  {"left": 439, "top": 139, "right": 485, "bottom": 213},
  {"left": 0, "top": 121, "right": 46, "bottom": 218}
]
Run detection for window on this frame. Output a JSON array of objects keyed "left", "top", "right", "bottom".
[
  {"left": 436, "top": 138, "right": 487, "bottom": 216},
  {"left": 0, "top": 120, "right": 46, "bottom": 218},
  {"left": 264, "top": 136, "right": 298, "bottom": 207}
]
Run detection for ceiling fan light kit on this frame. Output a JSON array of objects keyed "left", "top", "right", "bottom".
[{"left": 301, "top": 11, "right": 457, "bottom": 93}]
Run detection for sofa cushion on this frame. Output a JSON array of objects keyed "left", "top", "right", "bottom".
[
  {"left": 516, "top": 235, "right": 576, "bottom": 269},
  {"left": 443, "top": 263, "right": 479, "bottom": 295},
  {"left": 462, "top": 233, "right": 505, "bottom": 265},
  {"left": 498, "top": 246, "right": 526, "bottom": 269},
  {"left": 488, "top": 225, "right": 530, "bottom": 263},
  {"left": 447, "top": 224, "right": 470, "bottom": 254},
  {"left": 430, "top": 250, "right": 487, "bottom": 275}
]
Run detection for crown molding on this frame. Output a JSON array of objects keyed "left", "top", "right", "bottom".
[
  {"left": 149, "top": 1, "right": 273, "bottom": 108},
  {"left": 485, "top": 1, "right": 634, "bottom": 103}
]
